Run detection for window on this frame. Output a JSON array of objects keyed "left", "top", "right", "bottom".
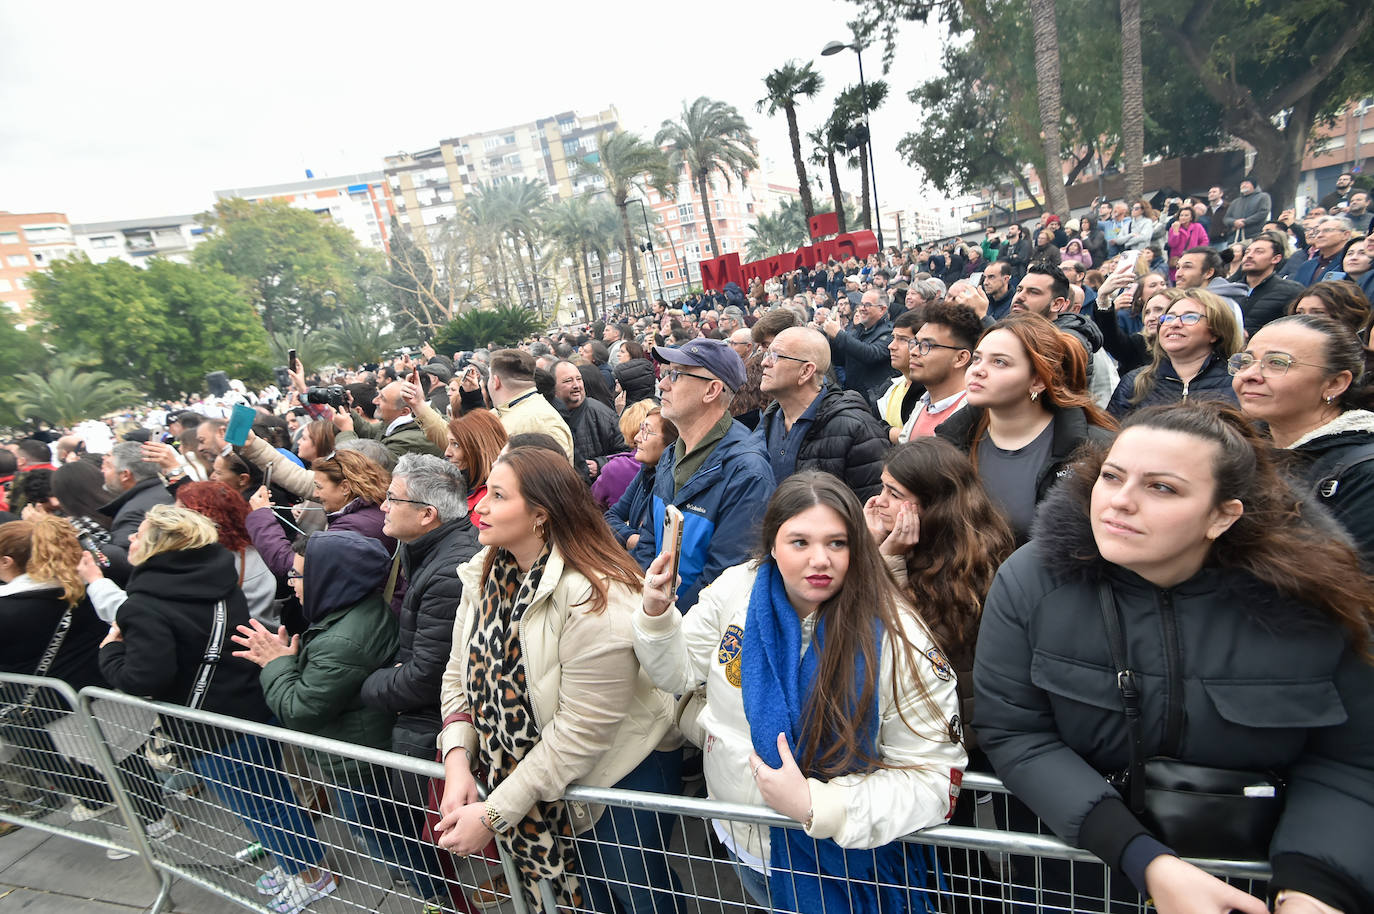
[
  {"left": 563, "top": 139, "right": 580, "bottom": 157},
  {"left": 677, "top": 203, "right": 694, "bottom": 219},
  {"left": 484, "top": 136, "right": 502, "bottom": 151},
  {"left": 503, "top": 134, "right": 516, "bottom": 145},
  {"left": 0, "top": 232, "right": 17, "bottom": 245},
  {"left": 0, "top": 279, "right": 10, "bottom": 291},
  {"left": 665, "top": 270, "right": 675, "bottom": 280},
  {"left": 6, "top": 254, "right": 28, "bottom": 267},
  {"left": 13, "top": 276, "right": 25, "bottom": 289},
  {"left": 90, "top": 235, "right": 118, "bottom": 249}
]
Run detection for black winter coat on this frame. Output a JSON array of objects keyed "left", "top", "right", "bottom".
[
  {"left": 1107, "top": 351, "right": 1237, "bottom": 420},
  {"left": 565, "top": 398, "right": 628, "bottom": 481},
  {"left": 754, "top": 385, "right": 890, "bottom": 500},
  {"left": 0, "top": 586, "right": 107, "bottom": 692},
  {"left": 614, "top": 358, "right": 658, "bottom": 406},
  {"left": 98, "top": 545, "right": 271, "bottom": 739},
  {"left": 99, "top": 477, "right": 173, "bottom": 585},
  {"left": 1285, "top": 410, "right": 1374, "bottom": 568},
  {"left": 828, "top": 317, "right": 897, "bottom": 408},
  {"left": 975, "top": 484, "right": 1374, "bottom": 912},
  {"left": 1240, "top": 272, "right": 1304, "bottom": 336},
  {"left": 360, "top": 517, "right": 481, "bottom": 759}
]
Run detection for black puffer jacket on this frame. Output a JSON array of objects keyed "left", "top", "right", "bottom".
[
  {"left": 755, "top": 385, "right": 890, "bottom": 500},
  {"left": 360, "top": 517, "right": 481, "bottom": 759},
  {"left": 974, "top": 484, "right": 1374, "bottom": 912},
  {"left": 99, "top": 477, "right": 173, "bottom": 585},
  {"left": 1107, "top": 351, "right": 1237, "bottom": 420},
  {"left": 614, "top": 358, "right": 657, "bottom": 406},
  {"left": 99, "top": 545, "right": 271, "bottom": 742},
  {"left": 565, "top": 397, "right": 628, "bottom": 481},
  {"left": 1284, "top": 409, "right": 1374, "bottom": 568}
]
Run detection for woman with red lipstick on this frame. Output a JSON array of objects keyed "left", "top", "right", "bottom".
[
  {"left": 1231, "top": 314, "right": 1374, "bottom": 564},
  {"left": 935, "top": 313, "right": 1116, "bottom": 542},
  {"left": 1107, "top": 289, "right": 1242, "bottom": 420},
  {"left": 636, "top": 472, "right": 965, "bottom": 912},
  {"left": 975, "top": 403, "right": 1374, "bottom": 914}
]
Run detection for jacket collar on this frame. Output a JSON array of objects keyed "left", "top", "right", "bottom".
[
  {"left": 99, "top": 476, "right": 167, "bottom": 516},
  {"left": 401, "top": 517, "right": 469, "bottom": 575},
  {"left": 0, "top": 574, "right": 58, "bottom": 597},
  {"left": 1287, "top": 409, "right": 1374, "bottom": 450}
]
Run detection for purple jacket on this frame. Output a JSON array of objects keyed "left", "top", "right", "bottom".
[
  {"left": 245, "top": 499, "right": 396, "bottom": 578},
  {"left": 591, "top": 453, "right": 643, "bottom": 509}
]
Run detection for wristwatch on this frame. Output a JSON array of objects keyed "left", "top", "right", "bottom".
[{"left": 164, "top": 466, "right": 186, "bottom": 479}]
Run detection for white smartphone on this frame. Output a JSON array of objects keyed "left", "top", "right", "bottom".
[
  {"left": 662, "top": 505, "right": 685, "bottom": 591},
  {"left": 968, "top": 271, "right": 984, "bottom": 287}
]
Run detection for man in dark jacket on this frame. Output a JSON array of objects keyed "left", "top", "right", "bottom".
[
  {"left": 99, "top": 441, "right": 172, "bottom": 585},
  {"left": 1293, "top": 216, "right": 1355, "bottom": 287},
  {"left": 1236, "top": 231, "right": 1305, "bottom": 336},
  {"left": 1220, "top": 178, "right": 1271, "bottom": 244},
  {"left": 822, "top": 289, "right": 897, "bottom": 409},
  {"left": 362, "top": 454, "right": 480, "bottom": 872},
  {"left": 997, "top": 224, "right": 1032, "bottom": 281},
  {"left": 755, "top": 328, "right": 889, "bottom": 500},
  {"left": 552, "top": 360, "right": 626, "bottom": 482}
]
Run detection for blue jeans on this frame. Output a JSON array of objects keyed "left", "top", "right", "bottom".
[
  {"left": 191, "top": 733, "right": 323, "bottom": 874},
  {"left": 330, "top": 770, "right": 442, "bottom": 902},
  {"left": 578, "top": 749, "right": 685, "bottom": 914}
]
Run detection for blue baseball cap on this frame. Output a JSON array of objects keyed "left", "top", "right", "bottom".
[{"left": 652, "top": 338, "right": 746, "bottom": 392}]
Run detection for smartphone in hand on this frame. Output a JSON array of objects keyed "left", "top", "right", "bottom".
[
  {"left": 663, "top": 505, "right": 685, "bottom": 591},
  {"left": 225, "top": 403, "right": 255, "bottom": 447},
  {"left": 288, "top": 348, "right": 299, "bottom": 373}
]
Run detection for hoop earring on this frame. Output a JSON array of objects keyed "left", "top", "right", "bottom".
[{"left": 533, "top": 520, "right": 545, "bottom": 539}]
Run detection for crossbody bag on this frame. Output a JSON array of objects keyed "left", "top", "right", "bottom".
[
  {"left": 0, "top": 605, "right": 75, "bottom": 726},
  {"left": 185, "top": 600, "right": 228, "bottom": 711}
]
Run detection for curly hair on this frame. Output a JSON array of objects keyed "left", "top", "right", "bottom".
[
  {"left": 176, "top": 481, "right": 251, "bottom": 553},
  {"left": 0, "top": 517, "right": 84, "bottom": 606}
]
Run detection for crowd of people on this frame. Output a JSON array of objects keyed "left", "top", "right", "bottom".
[{"left": 2, "top": 177, "right": 1373, "bottom": 914}]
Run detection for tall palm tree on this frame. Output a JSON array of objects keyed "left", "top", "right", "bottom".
[
  {"left": 656, "top": 97, "right": 759, "bottom": 259},
  {"left": 808, "top": 126, "right": 847, "bottom": 234},
  {"left": 1119, "top": 0, "right": 1145, "bottom": 202},
  {"left": 462, "top": 188, "right": 515, "bottom": 306},
  {"left": 757, "top": 61, "right": 824, "bottom": 223},
  {"left": 322, "top": 310, "right": 396, "bottom": 366},
  {"left": 746, "top": 211, "right": 808, "bottom": 260},
  {"left": 584, "top": 130, "right": 674, "bottom": 305},
  {"left": 1030, "top": 0, "right": 1070, "bottom": 217},
  {"left": 833, "top": 82, "right": 889, "bottom": 231},
  {"left": 499, "top": 178, "right": 550, "bottom": 316},
  {"left": 544, "top": 196, "right": 596, "bottom": 316},
  {"left": 586, "top": 199, "right": 621, "bottom": 320}
]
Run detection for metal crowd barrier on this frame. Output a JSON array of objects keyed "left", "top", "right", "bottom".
[{"left": 0, "top": 673, "right": 1272, "bottom": 914}]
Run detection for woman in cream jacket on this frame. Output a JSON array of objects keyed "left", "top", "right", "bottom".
[{"left": 434, "top": 446, "right": 677, "bottom": 914}]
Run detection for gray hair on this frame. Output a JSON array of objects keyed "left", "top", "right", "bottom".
[
  {"left": 336, "top": 437, "right": 395, "bottom": 472},
  {"left": 912, "top": 278, "right": 946, "bottom": 303},
  {"left": 392, "top": 453, "right": 468, "bottom": 522},
  {"left": 1320, "top": 215, "right": 1355, "bottom": 234},
  {"left": 110, "top": 441, "right": 162, "bottom": 482}
]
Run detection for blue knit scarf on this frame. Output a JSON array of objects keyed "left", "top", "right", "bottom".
[{"left": 741, "top": 562, "right": 940, "bottom": 914}]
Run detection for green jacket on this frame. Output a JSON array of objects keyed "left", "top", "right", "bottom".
[
  {"left": 342, "top": 414, "right": 445, "bottom": 460},
  {"left": 260, "top": 593, "right": 399, "bottom": 783}
]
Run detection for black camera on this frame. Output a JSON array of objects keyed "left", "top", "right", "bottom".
[{"left": 305, "top": 385, "right": 347, "bottom": 407}]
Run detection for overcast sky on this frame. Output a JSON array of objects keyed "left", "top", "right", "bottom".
[{"left": 1, "top": 1, "right": 947, "bottom": 226}]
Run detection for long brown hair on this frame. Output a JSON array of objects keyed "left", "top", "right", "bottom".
[
  {"left": 883, "top": 440, "right": 1015, "bottom": 667},
  {"left": 0, "top": 518, "right": 85, "bottom": 606},
  {"left": 446, "top": 409, "right": 507, "bottom": 490},
  {"left": 1066, "top": 403, "right": 1374, "bottom": 659},
  {"left": 757, "top": 472, "right": 949, "bottom": 779},
  {"left": 312, "top": 450, "right": 389, "bottom": 505},
  {"left": 970, "top": 313, "right": 1115, "bottom": 462},
  {"left": 482, "top": 447, "right": 641, "bottom": 613}
]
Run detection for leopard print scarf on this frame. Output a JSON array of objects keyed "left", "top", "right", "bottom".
[{"left": 467, "top": 547, "right": 582, "bottom": 909}]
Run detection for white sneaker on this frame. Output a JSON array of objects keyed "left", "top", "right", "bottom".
[
  {"left": 105, "top": 846, "right": 133, "bottom": 860},
  {"left": 267, "top": 871, "right": 337, "bottom": 914},
  {"left": 145, "top": 813, "right": 179, "bottom": 842},
  {"left": 256, "top": 864, "right": 288, "bottom": 896},
  {"left": 70, "top": 801, "right": 114, "bottom": 822}
]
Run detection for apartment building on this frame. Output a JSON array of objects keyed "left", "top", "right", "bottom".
[
  {"left": 71, "top": 215, "right": 206, "bottom": 266},
  {"left": 1298, "top": 97, "right": 1374, "bottom": 210},
  {"left": 0, "top": 211, "right": 76, "bottom": 324},
  {"left": 213, "top": 172, "right": 395, "bottom": 252}
]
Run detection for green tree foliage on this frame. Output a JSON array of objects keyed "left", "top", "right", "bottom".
[
  {"left": 831, "top": 81, "right": 889, "bottom": 230},
  {"left": 28, "top": 256, "right": 270, "bottom": 398},
  {"left": 656, "top": 97, "right": 760, "bottom": 258},
  {"left": 321, "top": 310, "right": 397, "bottom": 367},
  {"left": 194, "top": 198, "right": 382, "bottom": 334},
  {"left": 431, "top": 305, "right": 544, "bottom": 354},
  {"left": 0, "top": 312, "right": 48, "bottom": 426},
  {"left": 2, "top": 364, "right": 142, "bottom": 427},
  {"left": 745, "top": 197, "right": 830, "bottom": 259},
  {"left": 758, "top": 62, "right": 826, "bottom": 223},
  {"left": 585, "top": 130, "right": 674, "bottom": 302}
]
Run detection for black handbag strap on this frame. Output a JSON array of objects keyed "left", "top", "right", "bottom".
[
  {"left": 1098, "top": 580, "right": 1146, "bottom": 814},
  {"left": 0, "top": 604, "right": 75, "bottom": 723},
  {"left": 186, "top": 600, "right": 227, "bottom": 711}
]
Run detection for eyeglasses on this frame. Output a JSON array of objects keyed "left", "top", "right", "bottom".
[
  {"left": 1227, "top": 352, "right": 1330, "bottom": 377},
  {"left": 762, "top": 349, "right": 810, "bottom": 366},
  {"left": 907, "top": 339, "right": 966, "bottom": 356},
  {"left": 663, "top": 368, "right": 716, "bottom": 384},
  {"left": 383, "top": 492, "right": 432, "bottom": 509},
  {"left": 286, "top": 571, "right": 303, "bottom": 582},
  {"left": 1157, "top": 312, "right": 1206, "bottom": 327},
  {"left": 636, "top": 423, "right": 660, "bottom": 439}
]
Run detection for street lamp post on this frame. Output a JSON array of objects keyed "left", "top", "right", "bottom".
[
  {"left": 627, "top": 198, "right": 667, "bottom": 303},
  {"left": 822, "top": 39, "right": 884, "bottom": 251}
]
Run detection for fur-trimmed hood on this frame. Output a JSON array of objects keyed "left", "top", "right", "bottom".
[{"left": 1288, "top": 409, "right": 1374, "bottom": 451}]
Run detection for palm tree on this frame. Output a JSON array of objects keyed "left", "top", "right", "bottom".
[
  {"left": 1119, "top": 0, "right": 1145, "bottom": 202},
  {"left": 746, "top": 211, "right": 806, "bottom": 260},
  {"left": 322, "top": 310, "right": 396, "bottom": 366},
  {"left": 586, "top": 199, "right": 621, "bottom": 320},
  {"left": 503, "top": 178, "right": 550, "bottom": 316},
  {"left": 585, "top": 130, "right": 674, "bottom": 305},
  {"left": 1029, "top": 0, "right": 1070, "bottom": 217},
  {"left": 808, "top": 125, "right": 847, "bottom": 234},
  {"left": 833, "top": 82, "right": 888, "bottom": 231},
  {"left": 544, "top": 195, "right": 621, "bottom": 321},
  {"left": 4, "top": 365, "right": 141, "bottom": 427},
  {"left": 656, "top": 97, "right": 759, "bottom": 259},
  {"left": 462, "top": 188, "right": 515, "bottom": 306},
  {"left": 757, "top": 62, "right": 824, "bottom": 223}
]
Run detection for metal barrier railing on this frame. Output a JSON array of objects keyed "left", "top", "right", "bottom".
[{"left": 0, "top": 673, "right": 1273, "bottom": 914}]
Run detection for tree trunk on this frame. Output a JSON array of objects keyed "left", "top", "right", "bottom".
[
  {"left": 507, "top": 235, "right": 529, "bottom": 306},
  {"left": 1030, "top": 0, "right": 1070, "bottom": 218},
  {"left": 1119, "top": 0, "right": 1145, "bottom": 202},
  {"left": 1249, "top": 95, "right": 1314, "bottom": 213},
  {"left": 596, "top": 253, "right": 609, "bottom": 321},
  {"left": 827, "top": 151, "right": 847, "bottom": 234},
  {"left": 858, "top": 151, "right": 872, "bottom": 230},
  {"left": 665, "top": 227, "right": 689, "bottom": 294},
  {"left": 786, "top": 103, "right": 814, "bottom": 223},
  {"left": 697, "top": 173, "right": 720, "bottom": 257},
  {"left": 525, "top": 235, "right": 544, "bottom": 319},
  {"left": 619, "top": 200, "right": 642, "bottom": 306}
]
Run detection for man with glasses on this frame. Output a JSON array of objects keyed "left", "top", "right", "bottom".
[
  {"left": 822, "top": 288, "right": 897, "bottom": 411},
  {"left": 900, "top": 301, "right": 980, "bottom": 441},
  {"left": 878, "top": 310, "right": 925, "bottom": 438},
  {"left": 629, "top": 339, "right": 773, "bottom": 612},
  {"left": 755, "top": 327, "right": 889, "bottom": 499},
  {"left": 363, "top": 454, "right": 480, "bottom": 895},
  {"left": 1294, "top": 216, "right": 1356, "bottom": 286}
]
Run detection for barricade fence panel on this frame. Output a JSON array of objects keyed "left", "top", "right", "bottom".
[{"left": 0, "top": 675, "right": 1275, "bottom": 914}]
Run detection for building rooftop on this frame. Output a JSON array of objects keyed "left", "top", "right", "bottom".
[
  {"left": 70, "top": 215, "right": 200, "bottom": 233},
  {"left": 213, "top": 171, "right": 386, "bottom": 200}
]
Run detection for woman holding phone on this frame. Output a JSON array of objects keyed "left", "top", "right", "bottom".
[{"left": 635, "top": 472, "right": 965, "bottom": 912}]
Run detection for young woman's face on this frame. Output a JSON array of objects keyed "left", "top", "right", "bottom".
[
  {"left": 472, "top": 461, "right": 543, "bottom": 550},
  {"left": 871, "top": 468, "right": 920, "bottom": 533},
  {"left": 1293, "top": 295, "right": 1328, "bottom": 318},
  {"left": 1141, "top": 292, "right": 1170, "bottom": 338},
  {"left": 771, "top": 503, "right": 850, "bottom": 617},
  {"left": 1090, "top": 427, "right": 1241, "bottom": 587},
  {"left": 1157, "top": 299, "right": 1216, "bottom": 359},
  {"left": 1231, "top": 323, "right": 1345, "bottom": 427},
  {"left": 297, "top": 434, "right": 318, "bottom": 463},
  {"left": 633, "top": 414, "right": 669, "bottom": 466},
  {"left": 965, "top": 329, "right": 1043, "bottom": 409},
  {"left": 443, "top": 439, "right": 468, "bottom": 473},
  {"left": 1342, "top": 244, "right": 1372, "bottom": 276}
]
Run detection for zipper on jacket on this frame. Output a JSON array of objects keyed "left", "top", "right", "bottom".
[
  {"left": 1180, "top": 378, "right": 1190, "bottom": 401},
  {"left": 1157, "top": 589, "right": 1184, "bottom": 755}
]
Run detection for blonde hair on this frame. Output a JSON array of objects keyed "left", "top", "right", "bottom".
[
  {"left": 618, "top": 398, "right": 658, "bottom": 447},
  {"left": 130, "top": 504, "right": 218, "bottom": 565},
  {"left": 1130, "top": 288, "right": 1243, "bottom": 405},
  {"left": 0, "top": 518, "right": 85, "bottom": 607}
]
